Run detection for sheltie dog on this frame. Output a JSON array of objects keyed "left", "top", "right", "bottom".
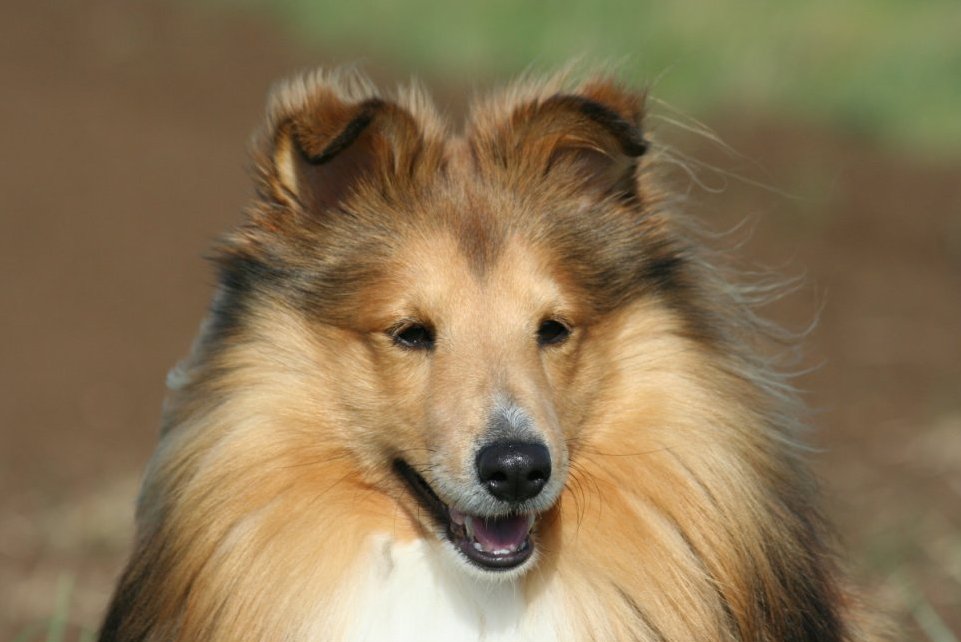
[{"left": 101, "top": 69, "right": 883, "bottom": 641}]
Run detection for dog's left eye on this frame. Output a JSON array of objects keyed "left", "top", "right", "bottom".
[
  {"left": 391, "top": 323, "right": 436, "bottom": 350},
  {"left": 537, "top": 319, "right": 572, "bottom": 347}
]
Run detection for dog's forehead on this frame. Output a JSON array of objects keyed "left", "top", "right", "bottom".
[
  {"left": 374, "top": 148, "right": 597, "bottom": 305},
  {"left": 351, "top": 229, "right": 567, "bottom": 335},
  {"left": 401, "top": 148, "right": 517, "bottom": 272},
  {"left": 387, "top": 225, "right": 556, "bottom": 297}
]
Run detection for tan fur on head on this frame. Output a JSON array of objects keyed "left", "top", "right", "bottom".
[{"left": 101, "top": 68, "right": 887, "bottom": 641}]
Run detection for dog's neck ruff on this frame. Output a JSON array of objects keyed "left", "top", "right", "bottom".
[{"left": 332, "top": 535, "right": 566, "bottom": 642}]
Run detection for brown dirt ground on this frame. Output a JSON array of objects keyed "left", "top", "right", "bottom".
[{"left": 2, "top": 0, "right": 959, "bottom": 638}]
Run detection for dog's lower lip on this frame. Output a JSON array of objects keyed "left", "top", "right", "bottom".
[{"left": 393, "top": 459, "right": 536, "bottom": 571}]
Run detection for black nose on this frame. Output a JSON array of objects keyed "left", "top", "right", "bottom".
[{"left": 476, "top": 442, "right": 551, "bottom": 503}]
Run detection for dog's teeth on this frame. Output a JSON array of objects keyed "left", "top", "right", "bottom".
[
  {"left": 473, "top": 541, "right": 484, "bottom": 552},
  {"left": 527, "top": 514, "right": 536, "bottom": 529},
  {"left": 493, "top": 548, "right": 511, "bottom": 555},
  {"left": 464, "top": 516, "right": 475, "bottom": 539},
  {"left": 450, "top": 508, "right": 465, "bottom": 526}
]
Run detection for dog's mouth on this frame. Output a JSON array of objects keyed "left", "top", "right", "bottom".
[{"left": 393, "top": 459, "right": 536, "bottom": 571}]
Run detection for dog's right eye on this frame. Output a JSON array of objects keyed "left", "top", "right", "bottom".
[
  {"left": 391, "top": 323, "right": 436, "bottom": 350},
  {"left": 537, "top": 319, "right": 572, "bottom": 347}
]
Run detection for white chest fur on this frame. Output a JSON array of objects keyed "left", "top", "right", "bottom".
[{"left": 336, "top": 536, "right": 568, "bottom": 642}]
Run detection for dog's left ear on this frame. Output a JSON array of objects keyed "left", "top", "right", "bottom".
[{"left": 479, "top": 79, "right": 648, "bottom": 200}]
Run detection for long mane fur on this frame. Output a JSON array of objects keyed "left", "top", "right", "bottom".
[{"left": 100, "top": 68, "right": 884, "bottom": 641}]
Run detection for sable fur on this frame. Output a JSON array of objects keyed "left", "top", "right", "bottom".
[{"left": 101, "top": 68, "right": 885, "bottom": 641}]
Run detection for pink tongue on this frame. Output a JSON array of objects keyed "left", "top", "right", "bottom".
[{"left": 472, "top": 515, "right": 531, "bottom": 551}]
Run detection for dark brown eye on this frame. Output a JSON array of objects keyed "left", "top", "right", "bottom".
[
  {"left": 392, "top": 323, "right": 435, "bottom": 350},
  {"left": 537, "top": 319, "right": 571, "bottom": 347}
]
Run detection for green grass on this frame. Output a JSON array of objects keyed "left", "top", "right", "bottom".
[
  {"left": 12, "top": 575, "right": 97, "bottom": 642},
  {"left": 891, "top": 568, "right": 961, "bottom": 642},
  {"left": 212, "top": 0, "right": 961, "bottom": 155}
]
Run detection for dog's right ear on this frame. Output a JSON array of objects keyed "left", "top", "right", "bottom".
[{"left": 258, "top": 79, "right": 424, "bottom": 216}]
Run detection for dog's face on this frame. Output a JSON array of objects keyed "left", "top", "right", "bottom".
[
  {"left": 225, "top": 74, "right": 682, "bottom": 578},
  {"left": 353, "top": 228, "right": 582, "bottom": 576}
]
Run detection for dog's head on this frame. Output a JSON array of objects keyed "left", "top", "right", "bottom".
[{"left": 208, "top": 71, "right": 689, "bottom": 578}]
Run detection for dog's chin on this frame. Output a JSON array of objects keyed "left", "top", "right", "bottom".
[{"left": 392, "top": 459, "right": 542, "bottom": 578}]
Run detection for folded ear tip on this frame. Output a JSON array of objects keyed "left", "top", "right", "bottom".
[
  {"left": 624, "top": 136, "right": 649, "bottom": 157},
  {"left": 561, "top": 92, "right": 648, "bottom": 158},
  {"left": 579, "top": 77, "right": 646, "bottom": 115},
  {"left": 296, "top": 98, "right": 384, "bottom": 166},
  {"left": 256, "top": 72, "right": 436, "bottom": 219},
  {"left": 480, "top": 79, "right": 649, "bottom": 198}
]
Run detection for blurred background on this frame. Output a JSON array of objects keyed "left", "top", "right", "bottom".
[{"left": 1, "top": 0, "right": 959, "bottom": 639}]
